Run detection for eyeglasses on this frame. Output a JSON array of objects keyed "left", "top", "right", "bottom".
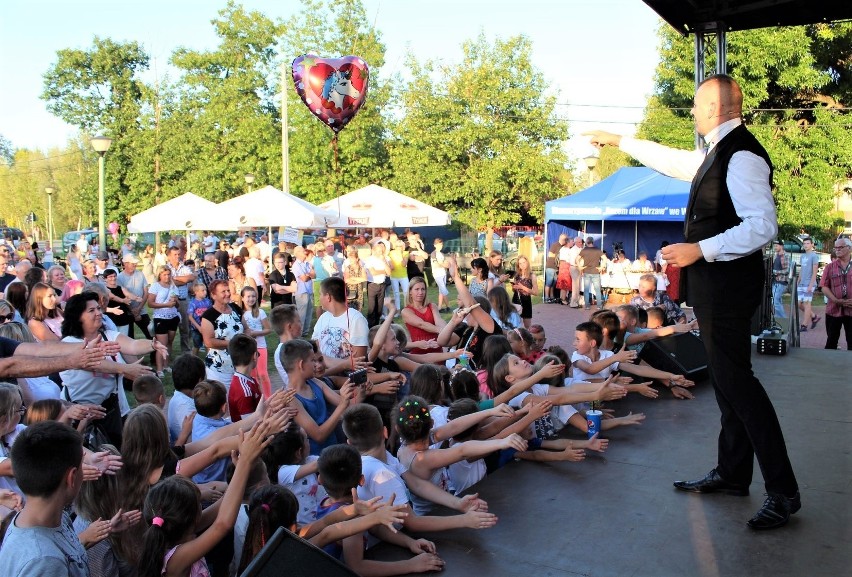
[{"left": 16, "top": 405, "right": 26, "bottom": 416}]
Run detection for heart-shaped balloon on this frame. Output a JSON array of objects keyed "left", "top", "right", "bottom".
[{"left": 292, "top": 54, "right": 369, "bottom": 134}]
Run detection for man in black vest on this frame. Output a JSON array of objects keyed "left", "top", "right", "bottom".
[{"left": 585, "top": 75, "right": 800, "bottom": 530}]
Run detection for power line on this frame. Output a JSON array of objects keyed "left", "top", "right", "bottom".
[
  {"left": 556, "top": 102, "right": 852, "bottom": 112},
  {"left": 4, "top": 149, "right": 86, "bottom": 166}
]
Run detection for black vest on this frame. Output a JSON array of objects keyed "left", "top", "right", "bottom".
[
  {"left": 685, "top": 124, "right": 773, "bottom": 243},
  {"left": 682, "top": 124, "right": 772, "bottom": 312}
]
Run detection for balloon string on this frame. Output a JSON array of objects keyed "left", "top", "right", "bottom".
[{"left": 332, "top": 133, "right": 340, "bottom": 199}]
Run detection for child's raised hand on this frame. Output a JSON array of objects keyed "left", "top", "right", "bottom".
[
  {"left": 85, "top": 451, "right": 123, "bottom": 476},
  {"left": 368, "top": 496, "right": 409, "bottom": 533},
  {"left": 78, "top": 518, "right": 111, "bottom": 548},
  {"left": 501, "top": 433, "right": 528, "bottom": 452},
  {"left": 586, "top": 432, "right": 609, "bottom": 453},
  {"left": 264, "top": 407, "right": 296, "bottom": 433},
  {"left": 109, "top": 508, "right": 142, "bottom": 533},
  {"left": 384, "top": 298, "right": 396, "bottom": 314},
  {"left": 0, "top": 489, "right": 22, "bottom": 511},
  {"left": 238, "top": 421, "right": 275, "bottom": 463},
  {"left": 601, "top": 408, "right": 616, "bottom": 420},
  {"left": 263, "top": 388, "right": 295, "bottom": 415},
  {"left": 528, "top": 399, "right": 553, "bottom": 420},
  {"left": 458, "top": 493, "right": 488, "bottom": 512},
  {"left": 462, "top": 509, "right": 498, "bottom": 529},
  {"left": 370, "top": 379, "right": 399, "bottom": 397},
  {"left": 597, "top": 381, "right": 627, "bottom": 401},
  {"left": 536, "top": 361, "right": 565, "bottom": 379},
  {"left": 488, "top": 403, "right": 515, "bottom": 419},
  {"left": 615, "top": 348, "right": 638, "bottom": 363},
  {"left": 409, "top": 538, "right": 437, "bottom": 555},
  {"left": 615, "top": 375, "right": 634, "bottom": 386},
  {"left": 634, "top": 381, "right": 659, "bottom": 399},
  {"left": 349, "top": 489, "right": 383, "bottom": 517}
]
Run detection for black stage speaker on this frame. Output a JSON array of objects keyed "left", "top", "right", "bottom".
[
  {"left": 241, "top": 527, "right": 357, "bottom": 577},
  {"left": 638, "top": 332, "right": 708, "bottom": 383}
]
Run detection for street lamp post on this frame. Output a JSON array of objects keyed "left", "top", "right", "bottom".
[
  {"left": 244, "top": 173, "right": 255, "bottom": 193},
  {"left": 584, "top": 154, "right": 599, "bottom": 188},
  {"left": 45, "top": 185, "right": 55, "bottom": 246},
  {"left": 91, "top": 136, "right": 113, "bottom": 249}
]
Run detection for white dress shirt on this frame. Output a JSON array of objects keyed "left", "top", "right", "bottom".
[{"left": 620, "top": 118, "right": 777, "bottom": 263}]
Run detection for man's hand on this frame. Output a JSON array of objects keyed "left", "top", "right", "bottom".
[
  {"left": 661, "top": 243, "right": 704, "bottom": 267},
  {"left": 583, "top": 130, "right": 623, "bottom": 148},
  {"left": 72, "top": 342, "right": 108, "bottom": 371}
]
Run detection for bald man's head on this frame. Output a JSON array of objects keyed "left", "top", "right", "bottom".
[{"left": 693, "top": 74, "right": 743, "bottom": 137}]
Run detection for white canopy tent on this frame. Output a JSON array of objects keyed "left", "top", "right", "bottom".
[
  {"left": 318, "top": 184, "right": 451, "bottom": 228},
  {"left": 127, "top": 192, "right": 220, "bottom": 232},
  {"left": 208, "top": 185, "right": 338, "bottom": 229}
]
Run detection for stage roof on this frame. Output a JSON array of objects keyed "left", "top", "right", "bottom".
[{"left": 643, "top": 0, "right": 852, "bottom": 35}]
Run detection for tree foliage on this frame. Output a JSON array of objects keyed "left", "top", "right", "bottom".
[
  {"left": 637, "top": 22, "right": 852, "bottom": 240},
  {"left": 389, "top": 34, "right": 570, "bottom": 236}
]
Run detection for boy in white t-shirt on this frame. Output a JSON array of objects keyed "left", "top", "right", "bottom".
[
  {"left": 571, "top": 321, "right": 694, "bottom": 395},
  {"left": 311, "top": 277, "right": 368, "bottom": 361}
]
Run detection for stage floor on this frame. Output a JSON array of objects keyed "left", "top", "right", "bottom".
[{"left": 371, "top": 346, "right": 852, "bottom": 577}]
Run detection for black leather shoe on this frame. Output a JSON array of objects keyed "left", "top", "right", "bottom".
[
  {"left": 673, "top": 468, "right": 750, "bottom": 496},
  {"left": 747, "top": 492, "right": 801, "bottom": 530}
]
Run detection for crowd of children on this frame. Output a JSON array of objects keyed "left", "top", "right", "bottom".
[{"left": 0, "top": 255, "right": 702, "bottom": 577}]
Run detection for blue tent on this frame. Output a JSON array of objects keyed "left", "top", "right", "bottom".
[{"left": 544, "top": 167, "right": 690, "bottom": 260}]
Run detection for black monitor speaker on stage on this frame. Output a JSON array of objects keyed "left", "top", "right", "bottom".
[
  {"left": 240, "top": 527, "right": 357, "bottom": 577},
  {"left": 638, "top": 332, "right": 709, "bottom": 383}
]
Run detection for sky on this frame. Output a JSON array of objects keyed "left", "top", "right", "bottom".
[{"left": 0, "top": 0, "right": 664, "bottom": 162}]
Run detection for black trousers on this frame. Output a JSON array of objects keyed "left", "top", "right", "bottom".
[
  {"left": 128, "top": 313, "right": 152, "bottom": 340},
  {"left": 824, "top": 313, "right": 852, "bottom": 350},
  {"left": 683, "top": 253, "right": 797, "bottom": 496},
  {"left": 367, "top": 282, "right": 385, "bottom": 327}
]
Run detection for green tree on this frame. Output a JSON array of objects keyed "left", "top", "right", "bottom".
[
  {"left": 637, "top": 22, "right": 852, "bottom": 240},
  {"left": 41, "top": 37, "right": 151, "bottom": 236},
  {"left": 0, "top": 140, "right": 98, "bottom": 235},
  {"left": 168, "top": 1, "right": 284, "bottom": 202},
  {"left": 282, "top": 0, "right": 392, "bottom": 204},
  {"left": 389, "top": 34, "right": 570, "bottom": 247}
]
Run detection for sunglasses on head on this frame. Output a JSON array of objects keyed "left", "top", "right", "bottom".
[{"left": 1, "top": 313, "right": 15, "bottom": 322}]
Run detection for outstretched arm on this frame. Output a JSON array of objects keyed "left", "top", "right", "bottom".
[
  {"left": 573, "top": 348, "right": 636, "bottom": 377},
  {"left": 448, "top": 257, "right": 496, "bottom": 333}
]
